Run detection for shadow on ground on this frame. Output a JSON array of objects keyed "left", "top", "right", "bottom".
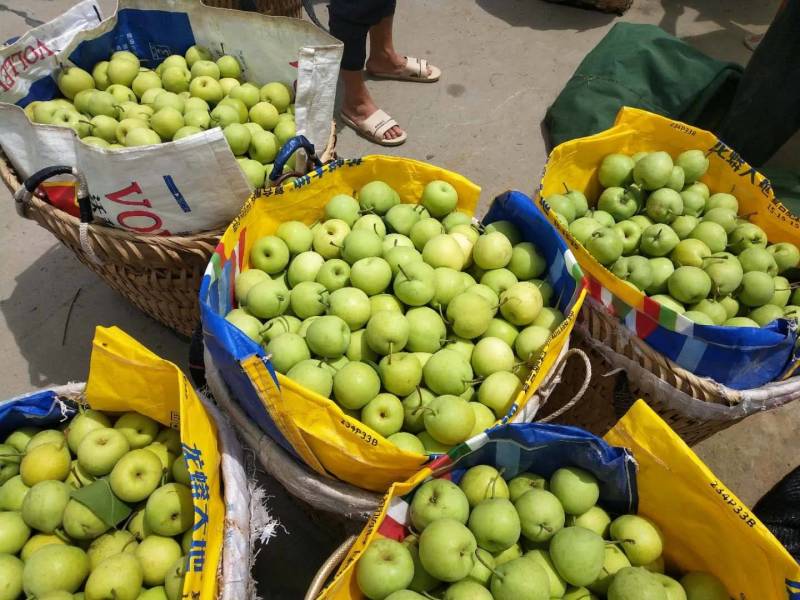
[
  {"left": 0, "top": 243, "right": 187, "bottom": 390},
  {"left": 658, "top": 0, "right": 776, "bottom": 35},
  {"left": 252, "top": 469, "right": 362, "bottom": 598},
  {"left": 475, "top": 0, "right": 614, "bottom": 31}
]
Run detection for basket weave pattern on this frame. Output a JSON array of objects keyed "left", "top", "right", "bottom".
[
  {"left": 583, "top": 301, "right": 731, "bottom": 404},
  {"left": 1, "top": 152, "right": 220, "bottom": 337},
  {"left": 548, "top": 300, "right": 800, "bottom": 445},
  {"left": 201, "top": 0, "right": 302, "bottom": 17},
  {"left": 542, "top": 336, "right": 741, "bottom": 445}
]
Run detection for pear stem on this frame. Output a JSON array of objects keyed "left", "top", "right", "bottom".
[
  {"left": 487, "top": 467, "right": 507, "bottom": 498},
  {"left": 474, "top": 549, "right": 502, "bottom": 578},
  {"left": 53, "top": 528, "right": 71, "bottom": 543},
  {"left": 121, "top": 538, "right": 138, "bottom": 552},
  {"left": 120, "top": 511, "right": 137, "bottom": 532},
  {"left": 562, "top": 182, "right": 570, "bottom": 193}
]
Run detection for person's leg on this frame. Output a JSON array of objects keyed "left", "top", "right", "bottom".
[
  {"left": 717, "top": 0, "right": 800, "bottom": 165},
  {"left": 339, "top": 69, "right": 401, "bottom": 140},
  {"left": 365, "top": 9, "right": 432, "bottom": 78},
  {"left": 329, "top": 0, "right": 403, "bottom": 141}
]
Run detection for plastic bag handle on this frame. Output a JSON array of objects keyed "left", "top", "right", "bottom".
[
  {"left": 16, "top": 165, "right": 92, "bottom": 223},
  {"left": 268, "top": 135, "right": 321, "bottom": 183}
]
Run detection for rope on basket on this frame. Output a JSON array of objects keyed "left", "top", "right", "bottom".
[
  {"left": 537, "top": 348, "right": 592, "bottom": 423},
  {"left": 303, "top": 535, "right": 357, "bottom": 600},
  {"left": 79, "top": 222, "right": 102, "bottom": 265},
  {"left": 512, "top": 340, "right": 572, "bottom": 423}
]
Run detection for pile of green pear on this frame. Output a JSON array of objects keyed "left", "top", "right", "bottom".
[
  {"left": 0, "top": 409, "right": 195, "bottom": 600},
  {"left": 226, "top": 180, "right": 565, "bottom": 454},
  {"left": 545, "top": 150, "right": 800, "bottom": 327},
  {"left": 26, "top": 44, "right": 298, "bottom": 188},
  {"left": 355, "top": 464, "right": 729, "bottom": 600}
]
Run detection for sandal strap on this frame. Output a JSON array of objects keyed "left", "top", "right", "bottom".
[
  {"left": 363, "top": 109, "right": 398, "bottom": 138},
  {"left": 405, "top": 56, "right": 428, "bottom": 79}
]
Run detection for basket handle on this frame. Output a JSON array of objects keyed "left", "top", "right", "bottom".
[
  {"left": 15, "top": 165, "right": 92, "bottom": 224},
  {"left": 536, "top": 348, "right": 592, "bottom": 423},
  {"left": 304, "top": 535, "right": 357, "bottom": 600},
  {"left": 268, "top": 134, "right": 321, "bottom": 183}
]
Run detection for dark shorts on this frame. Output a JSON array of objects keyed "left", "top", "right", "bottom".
[{"left": 328, "top": 0, "right": 397, "bottom": 70}]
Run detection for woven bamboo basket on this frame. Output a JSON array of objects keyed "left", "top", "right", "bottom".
[
  {"left": 539, "top": 299, "right": 800, "bottom": 445},
  {"left": 1, "top": 150, "right": 220, "bottom": 338},
  {"left": 544, "top": 0, "right": 632, "bottom": 14},
  {"left": 201, "top": 0, "right": 302, "bottom": 17},
  {"left": 1, "top": 125, "right": 336, "bottom": 338}
]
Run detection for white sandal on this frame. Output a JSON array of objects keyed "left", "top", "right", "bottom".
[
  {"left": 368, "top": 56, "right": 441, "bottom": 83},
  {"left": 340, "top": 109, "right": 407, "bottom": 146}
]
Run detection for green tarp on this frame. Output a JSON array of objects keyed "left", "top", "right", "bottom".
[{"left": 544, "top": 23, "right": 742, "bottom": 150}]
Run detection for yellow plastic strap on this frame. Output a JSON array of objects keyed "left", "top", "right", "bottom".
[
  {"left": 86, "top": 326, "right": 224, "bottom": 600},
  {"left": 605, "top": 400, "right": 800, "bottom": 599},
  {"left": 242, "top": 354, "right": 330, "bottom": 476}
]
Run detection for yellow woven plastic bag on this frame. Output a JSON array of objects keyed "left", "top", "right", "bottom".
[
  {"left": 606, "top": 400, "right": 800, "bottom": 599},
  {"left": 537, "top": 106, "right": 800, "bottom": 389},
  {"left": 85, "top": 326, "right": 225, "bottom": 600},
  {"left": 201, "top": 156, "right": 585, "bottom": 492},
  {"left": 316, "top": 401, "right": 800, "bottom": 600}
]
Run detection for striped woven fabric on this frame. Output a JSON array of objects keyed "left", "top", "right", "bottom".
[
  {"left": 375, "top": 422, "right": 637, "bottom": 541},
  {"left": 584, "top": 273, "right": 796, "bottom": 388}
]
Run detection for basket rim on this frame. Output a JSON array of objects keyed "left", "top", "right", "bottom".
[{"left": 584, "top": 299, "right": 800, "bottom": 404}]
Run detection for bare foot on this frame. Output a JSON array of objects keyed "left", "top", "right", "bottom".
[{"left": 341, "top": 96, "right": 404, "bottom": 141}]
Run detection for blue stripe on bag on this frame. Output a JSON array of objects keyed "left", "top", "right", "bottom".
[
  {"left": 200, "top": 272, "right": 300, "bottom": 462},
  {"left": 643, "top": 317, "right": 795, "bottom": 389},
  {"left": 483, "top": 191, "right": 582, "bottom": 318},
  {"left": 68, "top": 8, "right": 196, "bottom": 69},
  {"left": 16, "top": 76, "right": 59, "bottom": 107},
  {"left": 0, "top": 390, "right": 75, "bottom": 436},
  {"left": 675, "top": 335, "right": 707, "bottom": 373},
  {"left": 449, "top": 422, "right": 638, "bottom": 516}
]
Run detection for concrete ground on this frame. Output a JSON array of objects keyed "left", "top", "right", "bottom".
[{"left": 2, "top": 0, "right": 798, "bottom": 594}]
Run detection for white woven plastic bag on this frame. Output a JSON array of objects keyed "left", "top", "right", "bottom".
[{"left": 0, "top": 0, "right": 342, "bottom": 234}]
